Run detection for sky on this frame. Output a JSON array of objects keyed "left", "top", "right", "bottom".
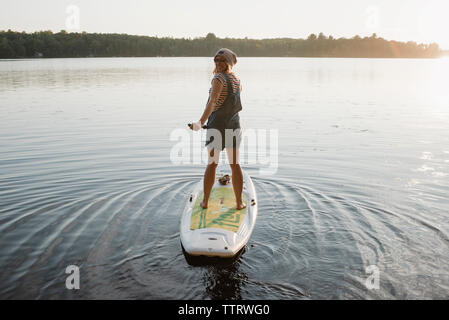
[{"left": 1, "top": 0, "right": 448, "bottom": 49}]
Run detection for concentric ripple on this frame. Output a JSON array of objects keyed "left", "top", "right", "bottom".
[{"left": 1, "top": 57, "right": 448, "bottom": 299}]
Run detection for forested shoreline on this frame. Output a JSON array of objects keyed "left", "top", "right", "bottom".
[{"left": 0, "top": 30, "right": 443, "bottom": 59}]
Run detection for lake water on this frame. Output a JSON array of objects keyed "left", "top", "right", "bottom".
[{"left": 0, "top": 57, "right": 448, "bottom": 299}]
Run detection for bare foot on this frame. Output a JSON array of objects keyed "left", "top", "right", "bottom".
[
  {"left": 200, "top": 201, "right": 208, "bottom": 209},
  {"left": 236, "top": 203, "right": 246, "bottom": 210}
]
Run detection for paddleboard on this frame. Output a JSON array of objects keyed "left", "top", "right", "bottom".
[{"left": 180, "top": 170, "right": 258, "bottom": 257}]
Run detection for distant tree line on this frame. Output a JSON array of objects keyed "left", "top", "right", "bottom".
[{"left": 0, "top": 30, "right": 442, "bottom": 59}]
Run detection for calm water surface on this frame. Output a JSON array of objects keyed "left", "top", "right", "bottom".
[{"left": 0, "top": 57, "right": 448, "bottom": 299}]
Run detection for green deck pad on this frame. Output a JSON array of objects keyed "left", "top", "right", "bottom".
[{"left": 191, "top": 187, "right": 247, "bottom": 232}]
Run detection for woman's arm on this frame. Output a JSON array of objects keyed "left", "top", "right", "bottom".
[{"left": 199, "top": 78, "right": 223, "bottom": 126}]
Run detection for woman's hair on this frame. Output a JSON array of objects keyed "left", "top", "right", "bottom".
[
  {"left": 212, "top": 48, "right": 237, "bottom": 74},
  {"left": 212, "top": 55, "right": 230, "bottom": 74}
]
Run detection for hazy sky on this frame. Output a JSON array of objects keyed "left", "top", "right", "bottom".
[{"left": 1, "top": 0, "right": 448, "bottom": 49}]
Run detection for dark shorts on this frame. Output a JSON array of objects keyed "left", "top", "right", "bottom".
[
  {"left": 205, "top": 114, "right": 241, "bottom": 151},
  {"left": 205, "top": 128, "right": 242, "bottom": 151}
]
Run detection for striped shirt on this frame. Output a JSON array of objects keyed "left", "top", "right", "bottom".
[{"left": 208, "top": 72, "right": 242, "bottom": 111}]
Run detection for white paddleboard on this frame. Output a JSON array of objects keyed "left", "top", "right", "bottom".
[{"left": 180, "top": 170, "right": 258, "bottom": 257}]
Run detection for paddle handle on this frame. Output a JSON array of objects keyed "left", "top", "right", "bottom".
[{"left": 187, "top": 123, "right": 208, "bottom": 129}]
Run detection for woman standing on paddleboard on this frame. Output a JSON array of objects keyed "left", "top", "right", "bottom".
[{"left": 189, "top": 48, "right": 246, "bottom": 210}]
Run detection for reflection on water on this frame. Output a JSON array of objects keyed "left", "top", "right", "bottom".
[
  {"left": 0, "top": 57, "right": 448, "bottom": 299},
  {"left": 183, "top": 247, "right": 247, "bottom": 300}
]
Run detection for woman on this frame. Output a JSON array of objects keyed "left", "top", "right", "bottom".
[{"left": 189, "top": 48, "right": 246, "bottom": 210}]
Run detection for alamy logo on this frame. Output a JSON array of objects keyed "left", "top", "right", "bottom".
[
  {"left": 365, "top": 265, "right": 380, "bottom": 290},
  {"left": 65, "top": 5, "right": 80, "bottom": 30},
  {"left": 170, "top": 128, "right": 279, "bottom": 175},
  {"left": 365, "top": 6, "right": 380, "bottom": 30},
  {"left": 65, "top": 265, "right": 80, "bottom": 290}
]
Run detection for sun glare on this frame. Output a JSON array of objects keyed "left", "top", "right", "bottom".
[
  {"left": 427, "top": 58, "right": 449, "bottom": 112},
  {"left": 418, "top": 1, "right": 449, "bottom": 48}
]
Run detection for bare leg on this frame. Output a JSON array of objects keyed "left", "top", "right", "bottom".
[
  {"left": 226, "top": 147, "right": 246, "bottom": 210},
  {"left": 201, "top": 148, "right": 220, "bottom": 208}
]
